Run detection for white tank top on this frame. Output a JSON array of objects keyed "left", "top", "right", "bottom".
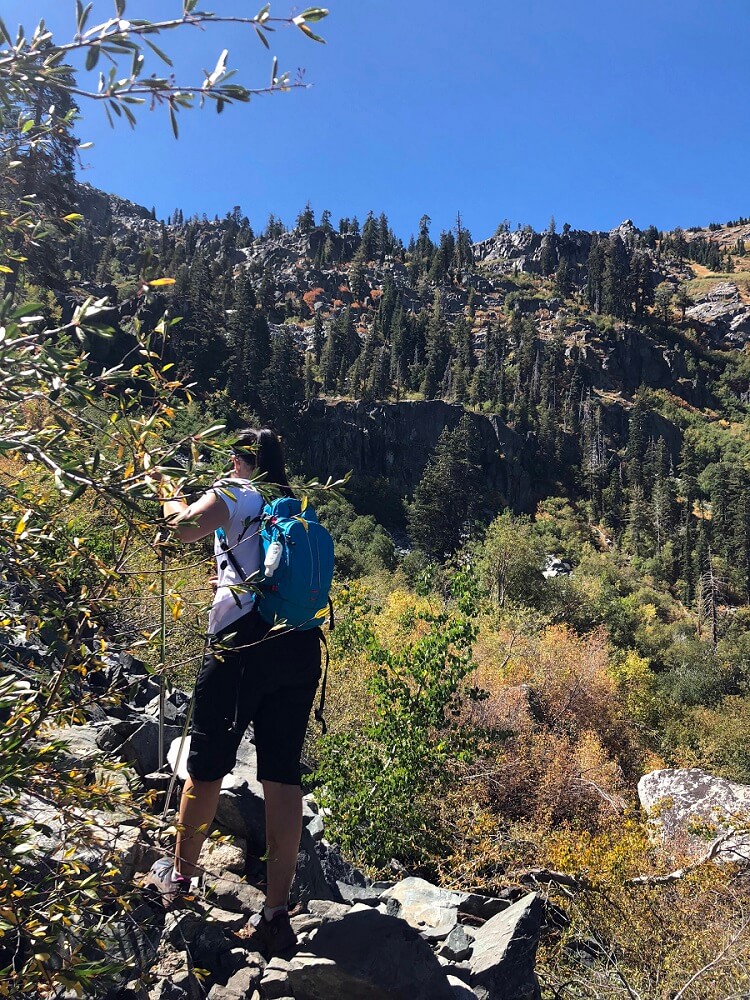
[{"left": 208, "top": 479, "right": 264, "bottom": 634}]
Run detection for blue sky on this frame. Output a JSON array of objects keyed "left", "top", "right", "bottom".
[{"left": 6, "top": 1, "right": 750, "bottom": 241}]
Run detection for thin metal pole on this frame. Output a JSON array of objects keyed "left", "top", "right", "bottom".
[{"left": 158, "top": 540, "right": 167, "bottom": 770}]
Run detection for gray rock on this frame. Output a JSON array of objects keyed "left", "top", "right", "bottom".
[
  {"left": 315, "top": 839, "right": 367, "bottom": 890},
  {"left": 337, "top": 883, "right": 383, "bottom": 906},
  {"left": 201, "top": 835, "right": 247, "bottom": 876},
  {"left": 145, "top": 688, "right": 191, "bottom": 726},
  {"left": 308, "top": 899, "right": 352, "bottom": 921},
  {"left": 458, "top": 892, "right": 513, "bottom": 922},
  {"left": 448, "top": 976, "right": 479, "bottom": 999},
  {"left": 290, "top": 829, "right": 340, "bottom": 906},
  {"left": 208, "top": 961, "right": 263, "bottom": 1000},
  {"left": 306, "top": 813, "right": 325, "bottom": 840},
  {"left": 288, "top": 908, "right": 455, "bottom": 999},
  {"left": 260, "top": 960, "right": 294, "bottom": 999},
  {"left": 214, "top": 740, "right": 266, "bottom": 851},
  {"left": 150, "top": 942, "right": 203, "bottom": 1000},
  {"left": 439, "top": 924, "right": 473, "bottom": 962},
  {"left": 381, "top": 877, "right": 466, "bottom": 941},
  {"left": 468, "top": 892, "right": 543, "bottom": 1000},
  {"left": 638, "top": 768, "right": 750, "bottom": 861},
  {"left": 204, "top": 906, "right": 248, "bottom": 932},
  {"left": 203, "top": 870, "right": 265, "bottom": 914},
  {"left": 291, "top": 913, "right": 324, "bottom": 935},
  {"left": 96, "top": 716, "right": 180, "bottom": 776}
]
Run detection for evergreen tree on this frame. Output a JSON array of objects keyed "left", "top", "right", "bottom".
[
  {"left": 227, "top": 276, "right": 270, "bottom": 410},
  {"left": 421, "top": 291, "right": 451, "bottom": 398},
  {"left": 554, "top": 257, "right": 572, "bottom": 298},
  {"left": 586, "top": 236, "right": 606, "bottom": 313},
  {"left": 296, "top": 202, "right": 316, "bottom": 233},
  {"left": 360, "top": 211, "right": 377, "bottom": 261},
  {"left": 407, "top": 415, "right": 483, "bottom": 556},
  {"left": 312, "top": 310, "right": 325, "bottom": 365},
  {"left": 602, "top": 233, "right": 630, "bottom": 318},
  {"left": 259, "top": 329, "right": 304, "bottom": 433}
]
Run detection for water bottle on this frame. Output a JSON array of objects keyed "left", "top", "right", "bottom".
[{"left": 264, "top": 539, "right": 283, "bottom": 577}]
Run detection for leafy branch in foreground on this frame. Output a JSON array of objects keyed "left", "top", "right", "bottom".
[
  {"left": 0, "top": 5, "right": 332, "bottom": 995},
  {"left": 0, "top": 4, "right": 329, "bottom": 134}
]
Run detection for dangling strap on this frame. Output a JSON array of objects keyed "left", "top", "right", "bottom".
[
  {"left": 314, "top": 632, "right": 329, "bottom": 736},
  {"left": 217, "top": 527, "right": 253, "bottom": 609}
]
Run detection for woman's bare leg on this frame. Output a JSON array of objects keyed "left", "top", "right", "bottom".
[
  {"left": 174, "top": 776, "right": 223, "bottom": 879},
  {"left": 262, "top": 780, "right": 303, "bottom": 908}
]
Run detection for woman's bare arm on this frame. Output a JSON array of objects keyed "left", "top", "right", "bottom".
[{"left": 162, "top": 486, "right": 230, "bottom": 543}]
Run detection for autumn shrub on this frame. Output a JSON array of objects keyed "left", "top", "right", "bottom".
[
  {"left": 315, "top": 575, "right": 479, "bottom": 871},
  {"left": 690, "top": 694, "right": 750, "bottom": 781}
]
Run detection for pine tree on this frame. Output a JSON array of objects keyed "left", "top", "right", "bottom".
[
  {"left": 296, "top": 202, "right": 316, "bottom": 233},
  {"left": 312, "top": 310, "right": 325, "bottom": 365},
  {"left": 407, "top": 415, "right": 483, "bottom": 556},
  {"left": 554, "top": 257, "right": 572, "bottom": 298},
  {"left": 421, "top": 291, "right": 451, "bottom": 398},
  {"left": 227, "top": 276, "right": 270, "bottom": 410},
  {"left": 259, "top": 329, "right": 304, "bottom": 433},
  {"left": 603, "top": 233, "right": 630, "bottom": 318},
  {"left": 586, "top": 236, "right": 606, "bottom": 313}
]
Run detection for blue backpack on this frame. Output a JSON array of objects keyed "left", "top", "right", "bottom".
[{"left": 256, "top": 496, "right": 335, "bottom": 631}]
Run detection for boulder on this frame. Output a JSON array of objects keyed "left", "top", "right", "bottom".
[
  {"left": 468, "top": 893, "right": 543, "bottom": 1000},
  {"left": 287, "top": 908, "right": 456, "bottom": 999},
  {"left": 438, "top": 924, "right": 473, "bottom": 962},
  {"left": 447, "top": 977, "right": 480, "bottom": 999},
  {"left": 214, "top": 738, "right": 267, "bottom": 851},
  {"left": 380, "top": 877, "right": 467, "bottom": 941},
  {"left": 145, "top": 688, "right": 191, "bottom": 726},
  {"left": 458, "top": 892, "right": 513, "bottom": 922},
  {"left": 638, "top": 768, "right": 750, "bottom": 861},
  {"left": 97, "top": 717, "right": 180, "bottom": 777},
  {"left": 290, "top": 829, "right": 341, "bottom": 906}
]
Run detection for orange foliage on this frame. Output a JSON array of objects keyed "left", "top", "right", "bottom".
[{"left": 303, "top": 287, "right": 325, "bottom": 307}]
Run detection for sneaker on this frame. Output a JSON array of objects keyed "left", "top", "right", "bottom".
[
  {"left": 141, "top": 857, "right": 191, "bottom": 908},
  {"left": 245, "top": 909, "right": 297, "bottom": 957}
]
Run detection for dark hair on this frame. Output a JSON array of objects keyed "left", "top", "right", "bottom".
[{"left": 233, "top": 427, "right": 294, "bottom": 497}]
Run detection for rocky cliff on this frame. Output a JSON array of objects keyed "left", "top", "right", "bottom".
[{"left": 298, "top": 399, "right": 540, "bottom": 511}]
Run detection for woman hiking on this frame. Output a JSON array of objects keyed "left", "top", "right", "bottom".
[{"left": 143, "top": 427, "right": 322, "bottom": 957}]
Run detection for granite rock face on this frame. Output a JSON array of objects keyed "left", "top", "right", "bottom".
[
  {"left": 299, "top": 399, "right": 537, "bottom": 510},
  {"left": 685, "top": 282, "right": 750, "bottom": 347},
  {"left": 638, "top": 768, "right": 750, "bottom": 862}
]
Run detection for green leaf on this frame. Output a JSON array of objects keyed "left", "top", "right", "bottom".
[
  {"left": 77, "top": 2, "right": 94, "bottom": 32},
  {"left": 144, "top": 38, "right": 174, "bottom": 67},
  {"left": 69, "top": 483, "right": 88, "bottom": 503},
  {"left": 300, "top": 7, "right": 329, "bottom": 21},
  {"left": 169, "top": 106, "right": 179, "bottom": 139},
  {"left": 254, "top": 26, "right": 270, "bottom": 49},
  {"left": 85, "top": 45, "right": 100, "bottom": 71},
  {"left": 116, "top": 0, "right": 127, "bottom": 14},
  {"left": 11, "top": 302, "right": 44, "bottom": 319},
  {"left": 297, "top": 21, "right": 326, "bottom": 43},
  {"left": 0, "top": 17, "right": 12, "bottom": 45}
]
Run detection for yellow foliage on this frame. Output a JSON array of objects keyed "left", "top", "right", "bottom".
[{"left": 373, "top": 588, "right": 438, "bottom": 649}]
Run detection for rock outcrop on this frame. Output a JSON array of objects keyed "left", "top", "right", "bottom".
[
  {"left": 638, "top": 768, "right": 750, "bottom": 862},
  {"left": 298, "top": 398, "right": 539, "bottom": 510},
  {"left": 24, "top": 649, "right": 545, "bottom": 1000},
  {"left": 685, "top": 281, "right": 750, "bottom": 347}
]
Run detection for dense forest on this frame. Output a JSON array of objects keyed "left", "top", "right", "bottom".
[{"left": 2, "top": 6, "right": 750, "bottom": 1000}]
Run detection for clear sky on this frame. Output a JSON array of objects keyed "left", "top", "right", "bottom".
[{"left": 6, "top": 1, "right": 750, "bottom": 241}]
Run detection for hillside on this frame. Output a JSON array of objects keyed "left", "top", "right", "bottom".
[{"left": 4, "top": 181, "right": 750, "bottom": 1000}]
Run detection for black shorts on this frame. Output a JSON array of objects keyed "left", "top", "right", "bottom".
[{"left": 187, "top": 608, "right": 322, "bottom": 785}]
